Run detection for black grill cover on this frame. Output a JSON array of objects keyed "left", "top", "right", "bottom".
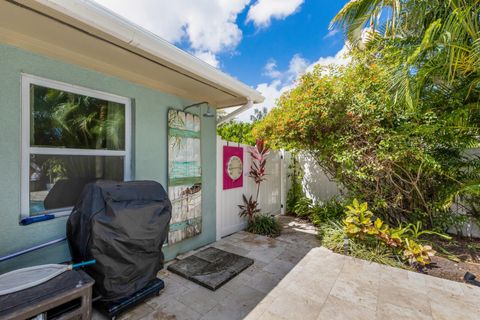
[{"left": 67, "top": 181, "right": 172, "bottom": 301}]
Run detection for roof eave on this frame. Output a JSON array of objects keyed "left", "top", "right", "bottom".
[{"left": 24, "top": 0, "right": 264, "bottom": 105}]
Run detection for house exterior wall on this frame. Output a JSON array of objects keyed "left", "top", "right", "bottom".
[{"left": 0, "top": 44, "right": 217, "bottom": 273}]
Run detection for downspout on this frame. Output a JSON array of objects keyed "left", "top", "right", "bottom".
[{"left": 217, "top": 100, "right": 253, "bottom": 125}]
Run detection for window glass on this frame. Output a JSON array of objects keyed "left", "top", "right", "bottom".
[
  {"left": 23, "top": 78, "right": 130, "bottom": 217},
  {"left": 30, "top": 84, "right": 126, "bottom": 150},
  {"left": 29, "top": 154, "right": 124, "bottom": 215}
]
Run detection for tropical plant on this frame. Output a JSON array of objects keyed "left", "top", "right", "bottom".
[
  {"left": 248, "top": 140, "right": 270, "bottom": 201},
  {"left": 238, "top": 195, "right": 260, "bottom": 223},
  {"left": 331, "top": 0, "right": 403, "bottom": 45},
  {"left": 32, "top": 86, "right": 125, "bottom": 150},
  {"left": 320, "top": 0, "right": 480, "bottom": 223},
  {"left": 343, "top": 199, "right": 374, "bottom": 236},
  {"left": 403, "top": 239, "right": 436, "bottom": 266},
  {"left": 238, "top": 140, "right": 271, "bottom": 232},
  {"left": 344, "top": 199, "right": 401, "bottom": 247},
  {"left": 318, "top": 220, "right": 406, "bottom": 268},
  {"left": 292, "top": 197, "right": 313, "bottom": 218},
  {"left": 400, "top": 221, "right": 452, "bottom": 242},
  {"left": 332, "top": 0, "right": 480, "bottom": 127},
  {"left": 289, "top": 193, "right": 346, "bottom": 225},
  {"left": 255, "top": 0, "right": 480, "bottom": 237},
  {"left": 343, "top": 199, "right": 446, "bottom": 266},
  {"left": 247, "top": 214, "right": 282, "bottom": 237}
]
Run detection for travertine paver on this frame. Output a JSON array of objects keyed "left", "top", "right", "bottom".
[
  {"left": 246, "top": 247, "right": 480, "bottom": 320},
  {"left": 93, "top": 216, "right": 480, "bottom": 320}
]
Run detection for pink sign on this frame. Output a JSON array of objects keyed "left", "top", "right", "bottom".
[{"left": 223, "top": 146, "right": 244, "bottom": 190}]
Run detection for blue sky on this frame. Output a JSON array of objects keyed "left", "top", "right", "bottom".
[
  {"left": 217, "top": 1, "right": 347, "bottom": 86},
  {"left": 93, "top": 0, "right": 349, "bottom": 121}
]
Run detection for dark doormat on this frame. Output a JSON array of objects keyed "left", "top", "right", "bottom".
[{"left": 167, "top": 247, "right": 254, "bottom": 290}]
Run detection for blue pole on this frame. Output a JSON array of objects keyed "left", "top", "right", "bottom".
[{"left": 70, "top": 260, "right": 96, "bottom": 269}]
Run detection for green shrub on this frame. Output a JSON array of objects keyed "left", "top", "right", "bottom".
[
  {"left": 343, "top": 199, "right": 451, "bottom": 266},
  {"left": 431, "top": 209, "right": 469, "bottom": 234},
  {"left": 310, "top": 197, "right": 345, "bottom": 226},
  {"left": 291, "top": 196, "right": 346, "bottom": 224},
  {"left": 292, "top": 197, "right": 313, "bottom": 217},
  {"left": 247, "top": 215, "right": 282, "bottom": 237},
  {"left": 254, "top": 50, "right": 480, "bottom": 226},
  {"left": 217, "top": 121, "right": 256, "bottom": 145}
]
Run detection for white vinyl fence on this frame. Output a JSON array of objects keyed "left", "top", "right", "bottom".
[
  {"left": 216, "top": 137, "right": 287, "bottom": 239},
  {"left": 296, "top": 152, "right": 342, "bottom": 203}
]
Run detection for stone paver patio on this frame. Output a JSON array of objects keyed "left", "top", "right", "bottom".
[{"left": 93, "top": 216, "right": 480, "bottom": 320}]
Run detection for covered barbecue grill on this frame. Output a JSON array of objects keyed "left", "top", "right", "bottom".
[{"left": 67, "top": 180, "right": 172, "bottom": 303}]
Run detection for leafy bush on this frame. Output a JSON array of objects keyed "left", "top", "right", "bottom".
[
  {"left": 292, "top": 197, "right": 313, "bottom": 218},
  {"left": 217, "top": 121, "right": 256, "bottom": 145},
  {"left": 310, "top": 197, "right": 345, "bottom": 225},
  {"left": 318, "top": 220, "right": 406, "bottom": 269},
  {"left": 247, "top": 215, "right": 282, "bottom": 237},
  {"left": 290, "top": 195, "right": 345, "bottom": 225},
  {"left": 255, "top": 52, "right": 480, "bottom": 226},
  {"left": 343, "top": 199, "right": 451, "bottom": 266}
]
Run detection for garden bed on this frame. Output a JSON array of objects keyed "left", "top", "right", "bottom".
[
  {"left": 307, "top": 203, "right": 480, "bottom": 286},
  {"left": 423, "top": 235, "right": 480, "bottom": 283}
]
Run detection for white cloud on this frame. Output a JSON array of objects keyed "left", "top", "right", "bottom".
[
  {"left": 246, "top": 0, "right": 304, "bottom": 28},
  {"left": 263, "top": 59, "right": 282, "bottom": 78},
  {"left": 236, "top": 46, "right": 350, "bottom": 122},
  {"left": 288, "top": 54, "right": 309, "bottom": 78},
  {"left": 236, "top": 79, "right": 294, "bottom": 122},
  {"left": 262, "top": 54, "right": 309, "bottom": 82},
  {"left": 193, "top": 50, "right": 220, "bottom": 68},
  {"left": 306, "top": 45, "right": 350, "bottom": 72},
  {"left": 94, "top": 0, "right": 251, "bottom": 66}
]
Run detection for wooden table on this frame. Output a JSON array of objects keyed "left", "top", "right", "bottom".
[{"left": 0, "top": 269, "right": 94, "bottom": 319}]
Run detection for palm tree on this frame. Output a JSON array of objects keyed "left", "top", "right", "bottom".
[
  {"left": 330, "top": 0, "right": 402, "bottom": 43},
  {"left": 331, "top": 0, "right": 479, "bottom": 105}
]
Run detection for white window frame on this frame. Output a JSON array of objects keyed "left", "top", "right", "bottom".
[{"left": 21, "top": 74, "right": 132, "bottom": 218}]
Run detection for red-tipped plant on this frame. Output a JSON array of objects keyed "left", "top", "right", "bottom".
[
  {"left": 239, "top": 140, "right": 270, "bottom": 221},
  {"left": 248, "top": 140, "right": 270, "bottom": 201},
  {"left": 238, "top": 195, "right": 261, "bottom": 223}
]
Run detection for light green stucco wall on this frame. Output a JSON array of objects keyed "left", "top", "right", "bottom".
[{"left": 0, "top": 44, "right": 217, "bottom": 273}]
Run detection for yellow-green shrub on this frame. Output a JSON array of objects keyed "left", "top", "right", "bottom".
[{"left": 343, "top": 199, "right": 436, "bottom": 266}]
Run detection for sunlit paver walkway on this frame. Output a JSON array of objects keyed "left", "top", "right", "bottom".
[
  {"left": 93, "top": 216, "right": 480, "bottom": 319},
  {"left": 245, "top": 247, "right": 480, "bottom": 320}
]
